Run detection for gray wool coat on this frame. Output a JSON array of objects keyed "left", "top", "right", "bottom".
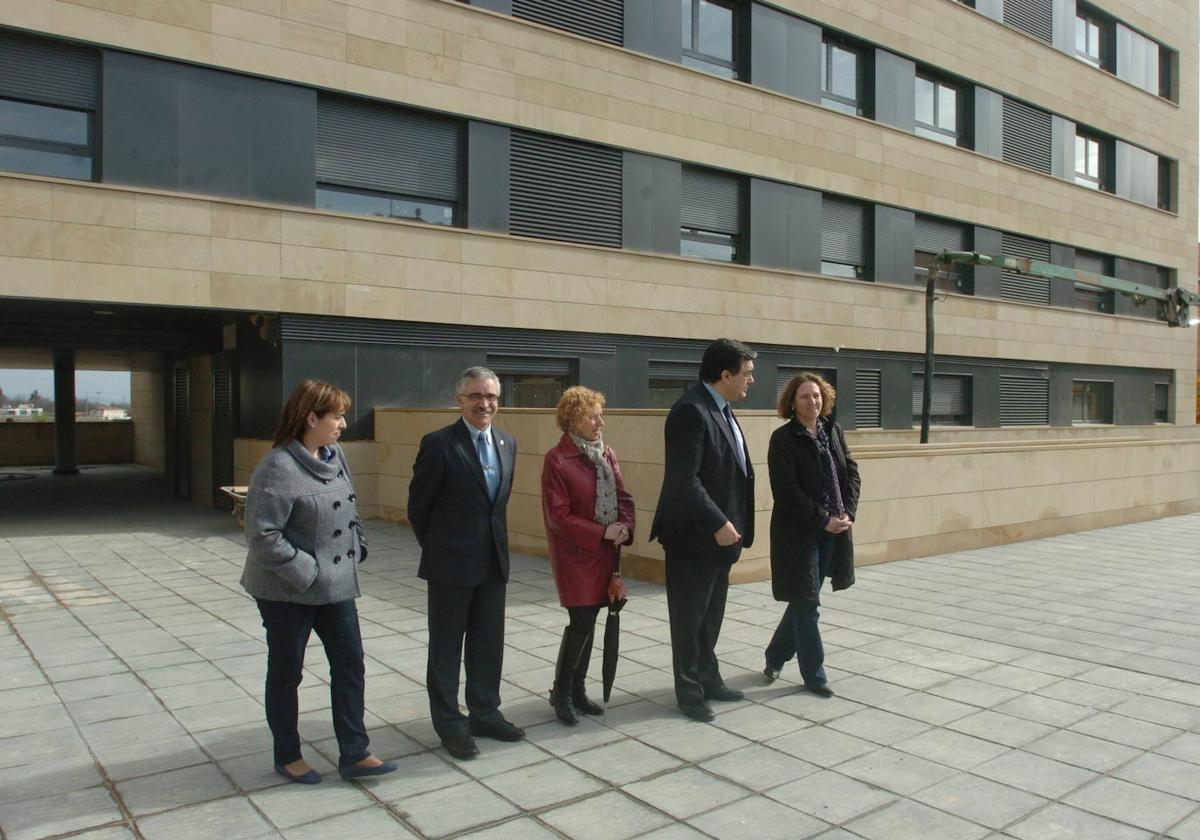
[{"left": 241, "top": 440, "right": 367, "bottom": 605}]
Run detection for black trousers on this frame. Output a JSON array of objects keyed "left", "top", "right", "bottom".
[
  {"left": 256, "top": 598, "right": 368, "bottom": 768},
  {"left": 664, "top": 549, "right": 731, "bottom": 705},
  {"left": 426, "top": 562, "right": 507, "bottom": 738}
]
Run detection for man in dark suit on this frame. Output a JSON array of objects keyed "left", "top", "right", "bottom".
[
  {"left": 651, "top": 338, "right": 756, "bottom": 722},
  {"left": 408, "top": 366, "right": 523, "bottom": 759}
]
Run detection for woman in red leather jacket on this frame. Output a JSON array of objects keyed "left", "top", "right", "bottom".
[{"left": 541, "top": 386, "right": 636, "bottom": 725}]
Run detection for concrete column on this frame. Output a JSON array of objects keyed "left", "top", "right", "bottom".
[{"left": 53, "top": 349, "right": 78, "bottom": 475}]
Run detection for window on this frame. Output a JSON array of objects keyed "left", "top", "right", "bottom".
[
  {"left": 999, "top": 375, "right": 1050, "bottom": 426},
  {"left": 1072, "top": 380, "right": 1112, "bottom": 424},
  {"left": 1074, "top": 7, "right": 1111, "bottom": 69},
  {"left": 1158, "top": 157, "right": 1175, "bottom": 211},
  {"left": 316, "top": 186, "right": 453, "bottom": 226},
  {"left": 821, "top": 195, "right": 868, "bottom": 280},
  {"left": 914, "top": 215, "right": 970, "bottom": 293},
  {"left": 1154, "top": 383, "right": 1170, "bottom": 423},
  {"left": 648, "top": 360, "right": 699, "bottom": 408},
  {"left": 488, "top": 356, "right": 575, "bottom": 408},
  {"left": 0, "top": 32, "right": 98, "bottom": 182},
  {"left": 1073, "top": 250, "right": 1113, "bottom": 313},
  {"left": 1116, "top": 23, "right": 1161, "bottom": 97},
  {"left": 914, "top": 74, "right": 960, "bottom": 146},
  {"left": 680, "top": 166, "right": 742, "bottom": 263},
  {"left": 681, "top": 0, "right": 737, "bottom": 79},
  {"left": 1074, "top": 129, "right": 1109, "bottom": 191},
  {"left": 316, "top": 95, "right": 460, "bottom": 225},
  {"left": 912, "top": 373, "right": 972, "bottom": 426},
  {"left": 0, "top": 98, "right": 92, "bottom": 180},
  {"left": 821, "top": 38, "right": 863, "bottom": 116}
]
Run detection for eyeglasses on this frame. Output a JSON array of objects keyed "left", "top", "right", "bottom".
[{"left": 461, "top": 392, "right": 500, "bottom": 403}]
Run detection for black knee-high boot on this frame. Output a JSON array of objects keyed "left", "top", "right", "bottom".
[
  {"left": 549, "top": 628, "right": 588, "bottom": 726},
  {"left": 572, "top": 631, "right": 603, "bottom": 715}
]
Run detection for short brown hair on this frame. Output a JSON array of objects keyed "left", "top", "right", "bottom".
[
  {"left": 556, "top": 386, "right": 605, "bottom": 433},
  {"left": 777, "top": 372, "right": 836, "bottom": 420},
  {"left": 273, "top": 379, "right": 351, "bottom": 447}
]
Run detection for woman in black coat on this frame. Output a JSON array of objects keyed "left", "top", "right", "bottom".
[{"left": 762, "top": 372, "right": 860, "bottom": 697}]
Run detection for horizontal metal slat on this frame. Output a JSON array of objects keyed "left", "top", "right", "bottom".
[
  {"left": 512, "top": 0, "right": 624, "bottom": 45},
  {"left": 1002, "top": 97, "right": 1052, "bottom": 174},
  {"left": 0, "top": 31, "right": 97, "bottom": 110},
  {"left": 854, "top": 369, "right": 881, "bottom": 428},
  {"left": 1001, "top": 232, "right": 1052, "bottom": 305},
  {"left": 1003, "top": 0, "right": 1053, "bottom": 43},
  {"left": 914, "top": 216, "right": 968, "bottom": 253},
  {"left": 681, "top": 166, "right": 742, "bottom": 234},
  {"left": 822, "top": 196, "right": 866, "bottom": 264},
  {"left": 648, "top": 360, "right": 700, "bottom": 379},
  {"left": 999, "top": 375, "right": 1049, "bottom": 425}
]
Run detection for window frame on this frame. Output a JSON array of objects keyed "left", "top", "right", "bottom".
[
  {"left": 0, "top": 96, "right": 94, "bottom": 181},
  {"left": 912, "top": 372, "right": 974, "bottom": 427},
  {"left": 1072, "top": 380, "right": 1113, "bottom": 425},
  {"left": 1073, "top": 5, "right": 1112, "bottom": 70},
  {"left": 680, "top": 227, "right": 739, "bottom": 263},
  {"left": 1073, "top": 128, "right": 1110, "bottom": 192},
  {"left": 820, "top": 36, "right": 865, "bottom": 116},
  {"left": 681, "top": 0, "right": 739, "bottom": 80},
  {"left": 315, "top": 184, "right": 456, "bottom": 226},
  {"left": 914, "top": 72, "right": 961, "bottom": 146},
  {"left": 1153, "top": 383, "right": 1170, "bottom": 424}
]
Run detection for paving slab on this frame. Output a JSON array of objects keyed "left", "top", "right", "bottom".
[{"left": 2, "top": 468, "right": 1199, "bottom": 839}]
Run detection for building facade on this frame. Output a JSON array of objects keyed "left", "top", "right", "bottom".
[{"left": 0, "top": 0, "right": 1195, "bottom": 511}]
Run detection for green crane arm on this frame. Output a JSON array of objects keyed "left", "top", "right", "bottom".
[{"left": 932, "top": 251, "right": 1199, "bottom": 327}]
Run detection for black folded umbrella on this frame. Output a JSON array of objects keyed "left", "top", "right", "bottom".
[{"left": 601, "top": 596, "right": 626, "bottom": 706}]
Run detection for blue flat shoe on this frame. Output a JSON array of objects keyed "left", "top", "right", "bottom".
[
  {"left": 274, "top": 763, "right": 321, "bottom": 785},
  {"left": 339, "top": 759, "right": 398, "bottom": 780}
]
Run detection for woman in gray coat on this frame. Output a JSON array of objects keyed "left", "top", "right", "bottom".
[
  {"left": 243, "top": 379, "right": 396, "bottom": 784},
  {"left": 762, "top": 372, "right": 860, "bottom": 697}
]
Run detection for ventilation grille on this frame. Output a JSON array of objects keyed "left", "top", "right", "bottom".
[
  {"left": 1002, "top": 97, "right": 1052, "bottom": 174},
  {"left": 1000, "top": 233, "right": 1052, "bottom": 305},
  {"left": 999, "top": 375, "right": 1050, "bottom": 425},
  {"left": 510, "top": 130, "right": 622, "bottom": 247},
  {"left": 512, "top": 0, "right": 623, "bottom": 45},
  {"left": 1003, "top": 0, "right": 1053, "bottom": 43},
  {"left": 854, "top": 369, "right": 882, "bottom": 428}
]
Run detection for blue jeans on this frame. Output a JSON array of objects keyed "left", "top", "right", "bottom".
[
  {"left": 257, "top": 598, "right": 369, "bottom": 768},
  {"left": 765, "top": 536, "right": 835, "bottom": 685}
]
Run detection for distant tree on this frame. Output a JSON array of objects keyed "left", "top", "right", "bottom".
[{"left": 0, "top": 385, "right": 7, "bottom": 406}]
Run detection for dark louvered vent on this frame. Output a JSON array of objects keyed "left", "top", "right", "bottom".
[
  {"left": 1002, "top": 98, "right": 1052, "bottom": 174},
  {"left": 681, "top": 166, "right": 741, "bottom": 234},
  {"left": 0, "top": 31, "right": 98, "bottom": 109},
  {"left": 510, "top": 130, "right": 622, "bottom": 247},
  {"left": 172, "top": 364, "right": 191, "bottom": 501},
  {"left": 775, "top": 367, "right": 837, "bottom": 398},
  {"left": 487, "top": 355, "right": 573, "bottom": 375},
  {"left": 212, "top": 355, "right": 235, "bottom": 512},
  {"left": 512, "top": 0, "right": 623, "bottom": 45},
  {"left": 854, "top": 369, "right": 882, "bottom": 428},
  {"left": 1003, "top": 0, "right": 1053, "bottom": 43},
  {"left": 1001, "top": 233, "right": 1052, "bottom": 305},
  {"left": 649, "top": 360, "right": 700, "bottom": 379},
  {"left": 999, "top": 375, "right": 1049, "bottom": 425},
  {"left": 281, "top": 315, "right": 620, "bottom": 354},
  {"left": 914, "top": 216, "right": 969, "bottom": 253},
  {"left": 821, "top": 196, "right": 867, "bottom": 264},
  {"left": 317, "top": 95, "right": 460, "bottom": 201},
  {"left": 912, "top": 373, "right": 971, "bottom": 421}
]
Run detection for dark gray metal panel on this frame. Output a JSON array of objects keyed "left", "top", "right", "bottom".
[
  {"left": 1051, "top": 115, "right": 1073, "bottom": 180},
  {"left": 873, "top": 205, "right": 916, "bottom": 286},
  {"left": 1051, "top": 0, "right": 1074, "bottom": 52},
  {"left": 235, "top": 319, "right": 282, "bottom": 440},
  {"left": 972, "top": 366, "right": 1000, "bottom": 428},
  {"left": 467, "top": 0, "right": 512, "bottom": 12},
  {"left": 622, "top": 151, "right": 680, "bottom": 254},
  {"left": 1048, "top": 243, "right": 1075, "bottom": 307},
  {"left": 513, "top": 0, "right": 623, "bottom": 44},
  {"left": 250, "top": 84, "right": 316, "bottom": 206},
  {"left": 1048, "top": 366, "right": 1074, "bottom": 426},
  {"left": 748, "top": 179, "right": 821, "bottom": 273},
  {"left": 178, "top": 67, "right": 252, "bottom": 199},
  {"left": 467, "top": 121, "right": 511, "bottom": 233},
  {"left": 1114, "top": 140, "right": 1158, "bottom": 207},
  {"left": 282, "top": 341, "right": 363, "bottom": 437},
  {"left": 974, "top": 0, "right": 1004, "bottom": 21},
  {"left": 101, "top": 51, "right": 181, "bottom": 190},
  {"left": 102, "top": 51, "right": 316, "bottom": 204},
  {"left": 623, "top": 0, "right": 682, "bottom": 62},
  {"left": 1113, "top": 257, "right": 1163, "bottom": 320},
  {"left": 972, "top": 87, "right": 1003, "bottom": 159},
  {"left": 880, "top": 359, "right": 917, "bottom": 429},
  {"left": 873, "top": 49, "right": 915, "bottom": 131},
  {"left": 0, "top": 30, "right": 98, "bottom": 109},
  {"left": 972, "top": 226, "right": 1003, "bottom": 298},
  {"left": 749, "top": 4, "right": 820, "bottom": 103}
]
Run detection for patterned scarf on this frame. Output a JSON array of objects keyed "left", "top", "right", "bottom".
[
  {"left": 804, "top": 421, "right": 845, "bottom": 518},
  {"left": 569, "top": 432, "right": 618, "bottom": 526}
]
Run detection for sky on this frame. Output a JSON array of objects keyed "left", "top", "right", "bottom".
[{"left": 0, "top": 369, "right": 131, "bottom": 403}]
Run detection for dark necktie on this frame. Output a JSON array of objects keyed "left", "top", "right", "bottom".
[
  {"left": 476, "top": 431, "right": 500, "bottom": 501},
  {"left": 723, "top": 404, "right": 747, "bottom": 475}
]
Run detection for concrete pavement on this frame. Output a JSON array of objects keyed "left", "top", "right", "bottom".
[{"left": 1, "top": 464, "right": 1199, "bottom": 839}]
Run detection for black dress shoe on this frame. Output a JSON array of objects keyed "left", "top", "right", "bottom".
[
  {"left": 469, "top": 717, "right": 526, "bottom": 742},
  {"left": 441, "top": 734, "right": 479, "bottom": 760},
  {"left": 704, "top": 684, "right": 744, "bottom": 702},
  {"left": 804, "top": 681, "right": 834, "bottom": 698},
  {"left": 763, "top": 665, "right": 781, "bottom": 683},
  {"left": 678, "top": 700, "right": 715, "bottom": 722}
]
